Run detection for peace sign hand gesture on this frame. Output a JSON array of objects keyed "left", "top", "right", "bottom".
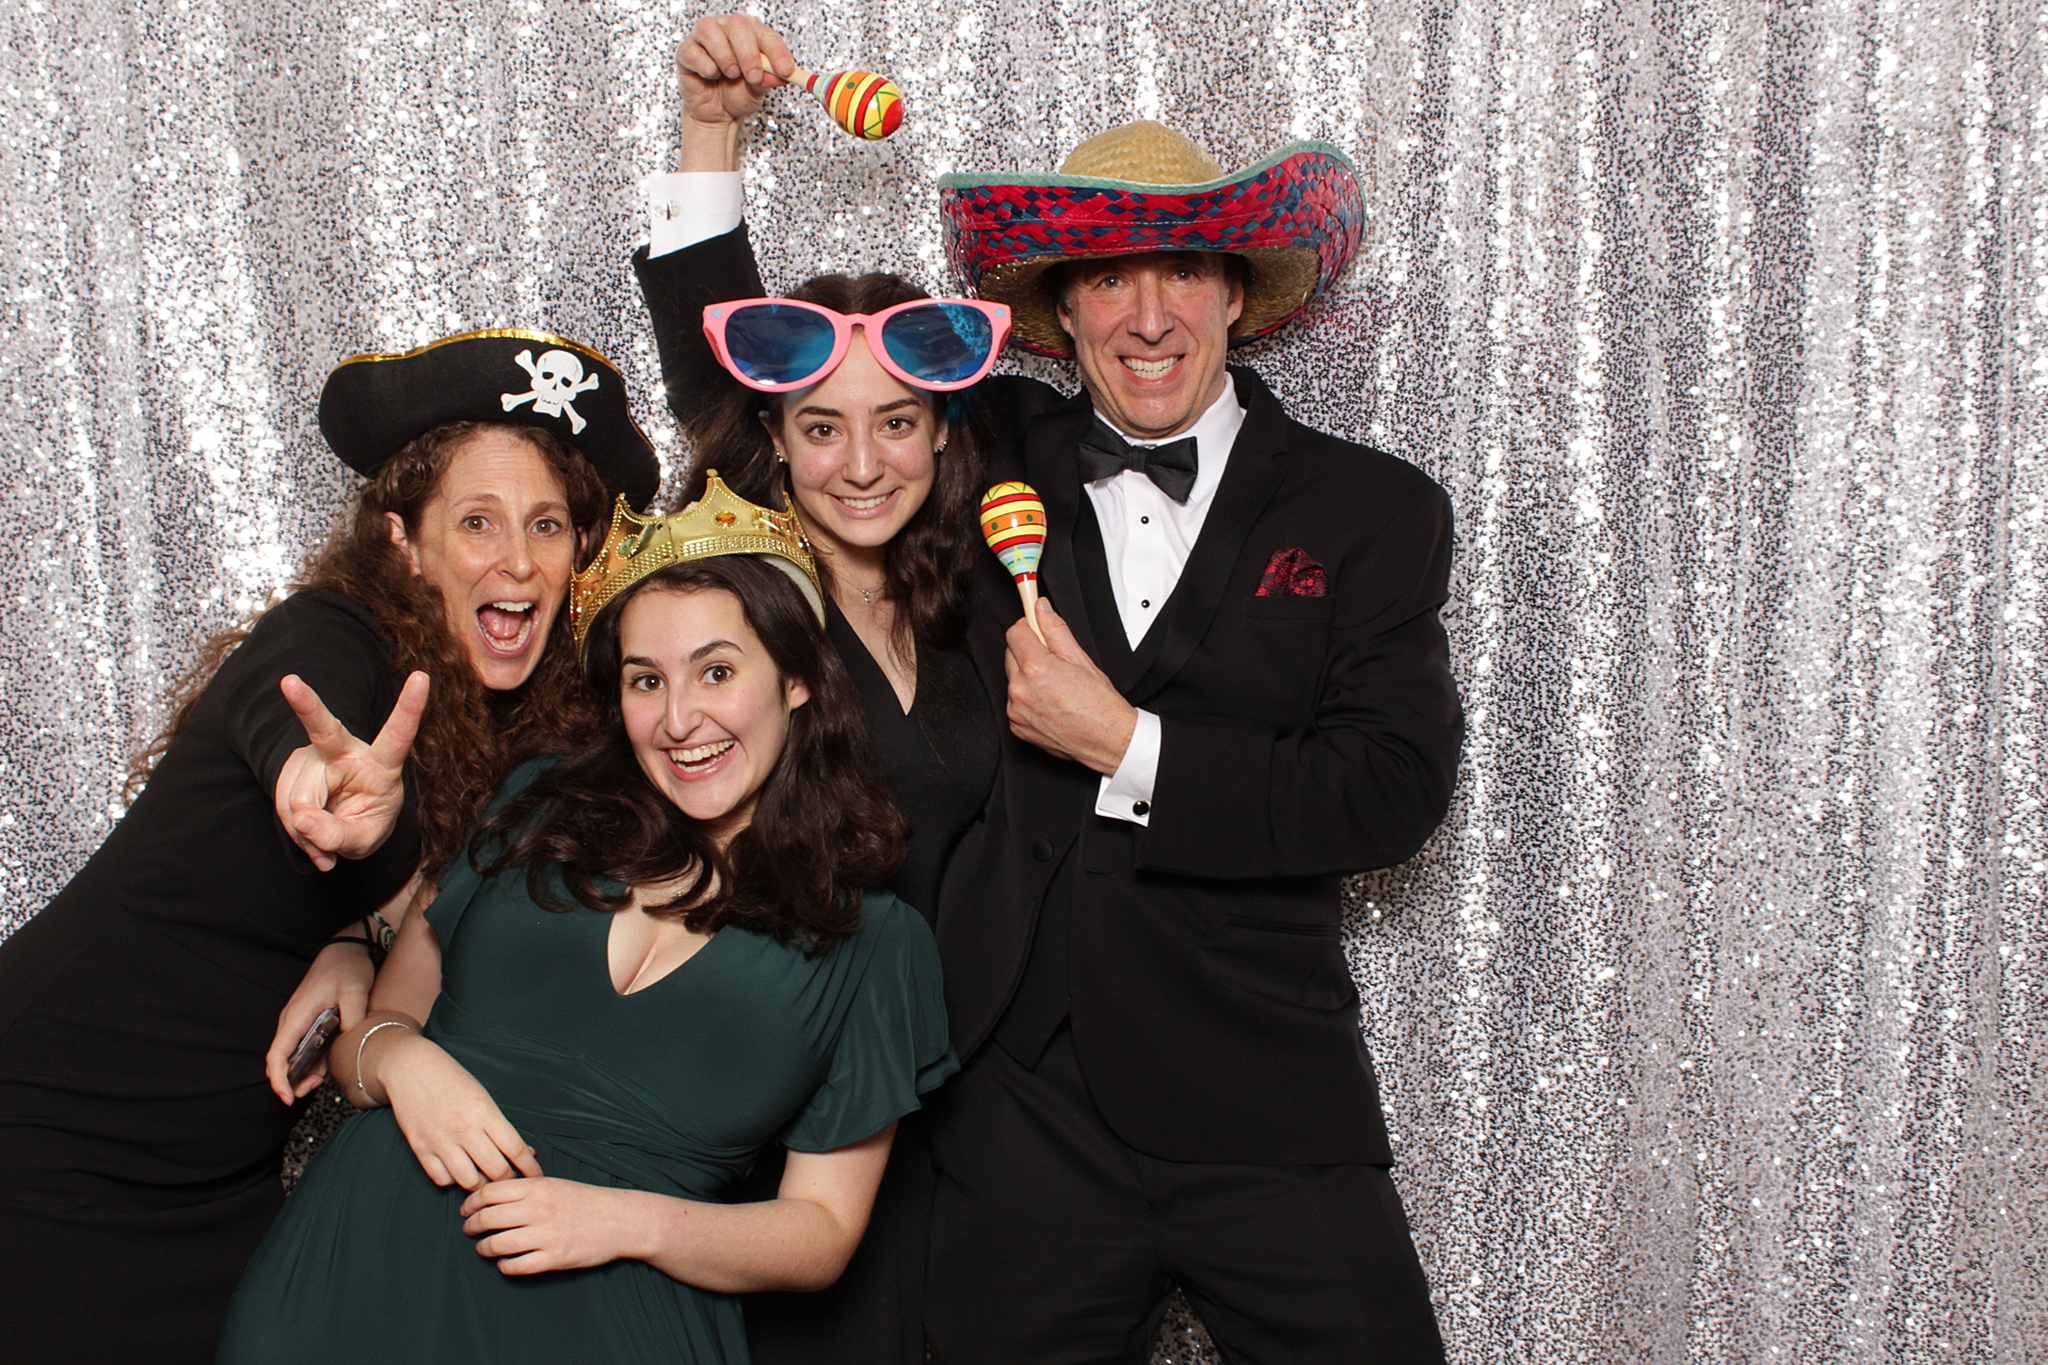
[{"left": 271, "top": 671, "right": 430, "bottom": 872}]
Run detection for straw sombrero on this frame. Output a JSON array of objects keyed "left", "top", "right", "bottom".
[{"left": 938, "top": 121, "right": 1365, "bottom": 358}]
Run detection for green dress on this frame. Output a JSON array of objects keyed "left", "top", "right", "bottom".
[{"left": 216, "top": 768, "right": 957, "bottom": 1365}]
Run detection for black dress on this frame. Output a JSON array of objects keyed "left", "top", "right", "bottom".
[
  {"left": 0, "top": 590, "right": 419, "bottom": 1365},
  {"left": 738, "top": 603, "right": 998, "bottom": 1365},
  {"left": 634, "top": 231, "right": 1002, "bottom": 1362}
]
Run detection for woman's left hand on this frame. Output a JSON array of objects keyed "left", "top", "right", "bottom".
[
  {"left": 460, "top": 1178, "right": 649, "bottom": 1276},
  {"left": 263, "top": 939, "right": 375, "bottom": 1103}
]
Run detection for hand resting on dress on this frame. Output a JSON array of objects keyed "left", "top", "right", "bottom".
[
  {"left": 458, "top": 1124, "right": 895, "bottom": 1291},
  {"left": 375, "top": 1030, "right": 544, "bottom": 1191},
  {"left": 327, "top": 1000, "right": 542, "bottom": 1191}
]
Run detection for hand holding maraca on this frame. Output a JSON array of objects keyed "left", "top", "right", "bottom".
[
  {"left": 676, "top": 14, "right": 902, "bottom": 171},
  {"left": 676, "top": 14, "right": 794, "bottom": 146}
]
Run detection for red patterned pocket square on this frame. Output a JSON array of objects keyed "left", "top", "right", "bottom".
[{"left": 1255, "top": 547, "right": 1328, "bottom": 598}]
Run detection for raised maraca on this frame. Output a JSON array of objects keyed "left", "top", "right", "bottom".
[
  {"left": 979, "top": 482, "right": 1048, "bottom": 644},
  {"left": 787, "top": 65, "right": 904, "bottom": 141}
]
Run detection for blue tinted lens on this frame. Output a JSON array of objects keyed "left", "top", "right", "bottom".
[
  {"left": 879, "top": 304, "right": 994, "bottom": 385},
  {"left": 723, "top": 305, "right": 838, "bottom": 386}
]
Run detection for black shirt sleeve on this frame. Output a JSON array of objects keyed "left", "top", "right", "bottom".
[
  {"left": 633, "top": 223, "right": 768, "bottom": 434},
  {"left": 212, "top": 590, "right": 398, "bottom": 797}
]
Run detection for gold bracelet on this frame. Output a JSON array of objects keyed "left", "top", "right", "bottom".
[{"left": 353, "top": 1019, "right": 415, "bottom": 1103}]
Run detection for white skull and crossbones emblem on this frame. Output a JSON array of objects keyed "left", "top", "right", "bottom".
[{"left": 501, "top": 348, "right": 600, "bottom": 434}]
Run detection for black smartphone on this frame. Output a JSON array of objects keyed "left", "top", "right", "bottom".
[{"left": 284, "top": 1006, "right": 342, "bottom": 1087}]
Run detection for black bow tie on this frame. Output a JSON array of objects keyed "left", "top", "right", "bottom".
[{"left": 1076, "top": 419, "right": 1199, "bottom": 504}]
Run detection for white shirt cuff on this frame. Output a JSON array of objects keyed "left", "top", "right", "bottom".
[
  {"left": 1095, "top": 710, "right": 1161, "bottom": 826},
  {"left": 646, "top": 171, "right": 744, "bottom": 257}
]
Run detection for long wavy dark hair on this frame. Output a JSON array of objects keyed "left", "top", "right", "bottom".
[
  {"left": 683, "top": 272, "right": 991, "bottom": 651},
  {"left": 127, "top": 421, "right": 611, "bottom": 874},
  {"left": 476, "top": 556, "right": 907, "bottom": 951}
]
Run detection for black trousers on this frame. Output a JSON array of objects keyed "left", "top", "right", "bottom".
[{"left": 925, "top": 1025, "right": 1446, "bottom": 1365}]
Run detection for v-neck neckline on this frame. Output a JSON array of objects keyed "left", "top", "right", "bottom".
[
  {"left": 603, "top": 910, "right": 720, "bottom": 999},
  {"left": 829, "top": 600, "right": 920, "bottom": 719}
]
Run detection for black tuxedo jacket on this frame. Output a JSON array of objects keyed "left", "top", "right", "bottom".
[{"left": 635, "top": 227, "right": 1464, "bottom": 1166}]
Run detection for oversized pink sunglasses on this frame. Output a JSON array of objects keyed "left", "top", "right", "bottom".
[{"left": 703, "top": 297, "right": 1013, "bottom": 394}]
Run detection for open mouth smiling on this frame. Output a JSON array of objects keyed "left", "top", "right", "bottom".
[
  {"left": 833, "top": 490, "right": 897, "bottom": 513},
  {"left": 477, "top": 600, "right": 538, "bottom": 656},
  {"left": 1120, "top": 356, "right": 1182, "bottom": 380},
  {"left": 666, "top": 739, "right": 736, "bottom": 776}
]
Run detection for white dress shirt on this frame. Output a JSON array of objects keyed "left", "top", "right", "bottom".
[
  {"left": 1087, "top": 382, "right": 1246, "bottom": 826},
  {"left": 646, "top": 171, "right": 744, "bottom": 257},
  {"left": 641, "top": 172, "right": 1247, "bottom": 827}
]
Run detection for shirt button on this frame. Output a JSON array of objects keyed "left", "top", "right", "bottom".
[
  {"left": 1140, "top": 516, "right": 1150, "bottom": 524},
  {"left": 1031, "top": 839, "right": 1054, "bottom": 862},
  {"left": 1132, "top": 801, "right": 1150, "bottom": 817},
  {"left": 1140, "top": 599, "right": 1151, "bottom": 609}
]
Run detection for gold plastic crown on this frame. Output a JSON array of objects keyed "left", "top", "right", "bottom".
[{"left": 570, "top": 470, "right": 824, "bottom": 656}]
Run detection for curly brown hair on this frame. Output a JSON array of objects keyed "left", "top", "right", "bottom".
[
  {"left": 478, "top": 556, "right": 907, "bottom": 951},
  {"left": 127, "top": 420, "right": 613, "bottom": 874},
  {"left": 681, "top": 273, "right": 991, "bottom": 651}
]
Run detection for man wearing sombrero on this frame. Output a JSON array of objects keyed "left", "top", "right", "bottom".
[{"left": 639, "top": 16, "right": 1462, "bottom": 1363}]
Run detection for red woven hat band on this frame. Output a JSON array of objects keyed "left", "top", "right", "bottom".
[{"left": 938, "top": 139, "right": 1364, "bottom": 357}]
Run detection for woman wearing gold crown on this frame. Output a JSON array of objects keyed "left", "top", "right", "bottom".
[
  {"left": 631, "top": 23, "right": 1012, "bottom": 1365},
  {"left": 0, "top": 332, "right": 659, "bottom": 1363},
  {"left": 215, "top": 482, "right": 955, "bottom": 1365}
]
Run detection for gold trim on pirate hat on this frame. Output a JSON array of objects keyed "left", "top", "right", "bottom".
[{"left": 319, "top": 329, "right": 660, "bottom": 508}]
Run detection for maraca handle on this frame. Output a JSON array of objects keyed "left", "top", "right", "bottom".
[{"left": 1017, "top": 578, "right": 1046, "bottom": 646}]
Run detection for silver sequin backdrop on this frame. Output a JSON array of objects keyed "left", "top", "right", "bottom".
[{"left": 2, "top": 0, "right": 2042, "bottom": 1360}]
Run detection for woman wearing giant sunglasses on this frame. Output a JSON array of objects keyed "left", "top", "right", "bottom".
[{"left": 629, "top": 26, "right": 1009, "bottom": 1365}]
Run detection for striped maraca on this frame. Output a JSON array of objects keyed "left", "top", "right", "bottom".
[
  {"left": 790, "top": 65, "right": 904, "bottom": 141},
  {"left": 979, "top": 482, "right": 1047, "bottom": 644}
]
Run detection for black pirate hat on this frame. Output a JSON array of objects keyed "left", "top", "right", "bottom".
[{"left": 318, "top": 329, "right": 660, "bottom": 509}]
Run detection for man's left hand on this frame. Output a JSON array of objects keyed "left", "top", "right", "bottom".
[{"left": 1004, "top": 601, "right": 1137, "bottom": 775}]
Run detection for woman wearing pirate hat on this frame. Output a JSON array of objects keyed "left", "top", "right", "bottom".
[{"left": 0, "top": 331, "right": 658, "bottom": 1364}]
